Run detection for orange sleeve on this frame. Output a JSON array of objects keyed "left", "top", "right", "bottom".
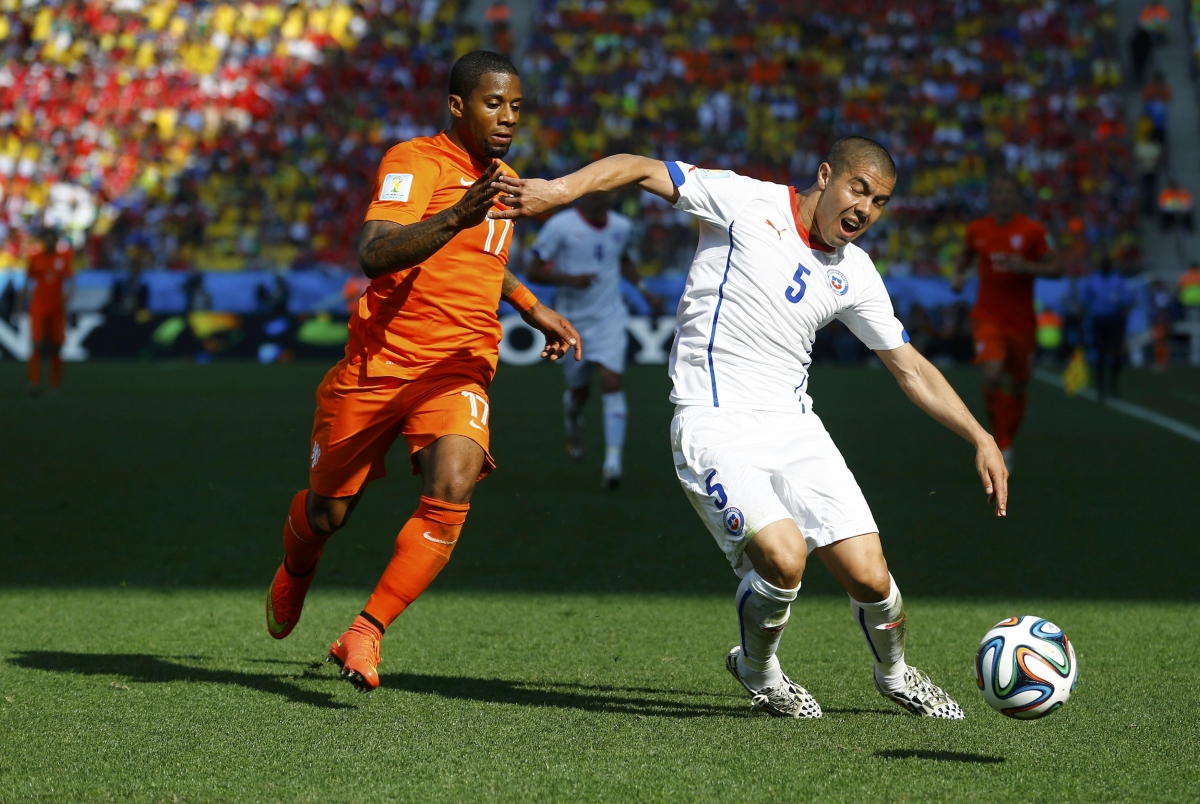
[{"left": 364, "top": 145, "right": 439, "bottom": 226}]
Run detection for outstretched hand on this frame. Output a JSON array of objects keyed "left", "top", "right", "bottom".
[
  {"left": 975, "top": 440, "right": 1009, "bottom": 517},
  {"left": 521, "top": 302, "right": 583, "bottom": 362},
  {"left": 487, "top": 175, "right": 566, "bottom": 220},
  {"left": 452, "top": 159, "right": 505, "bottom": 229}
]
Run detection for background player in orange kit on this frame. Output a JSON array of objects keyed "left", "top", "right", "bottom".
[
  {"left": 17, "top": 229, "right": 74, "bottom": 394},
  {"left": 264, "top": 51, "right": 582, "bottom": 691},
  {"left": 952, "top": 173, "right": 1060, "bottom": 468}
]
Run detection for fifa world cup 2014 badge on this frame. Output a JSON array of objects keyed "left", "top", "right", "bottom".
[
  {"left": 723, "top": 507, "right": 745, "bottom": 537},
  {"left": 826, "top": 268, "right": 849, "bottom": 296}
]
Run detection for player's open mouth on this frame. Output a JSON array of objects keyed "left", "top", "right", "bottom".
[{"left": 839, "top": 217, "right": 862, "bottom": 238}]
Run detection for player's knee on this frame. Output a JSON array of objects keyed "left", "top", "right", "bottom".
[
  {"left": 847, "top": 566, "right": 891, "bottom": 603},
  {"left": 425, "top": 469, "right": 476, "bottom": 505},
  {"left": 307, "top": 495, "right": 352, "bottom": 536},
  {"left": 762, "top": 547, "right": 805, "bottom": 588},
  {"left": 599, "top": 371, "right": 622, "bottom": 394}
]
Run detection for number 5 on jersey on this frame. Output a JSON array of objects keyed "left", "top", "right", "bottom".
[{"left": 785, "top": 264, "right": 811, "bottom": 303}]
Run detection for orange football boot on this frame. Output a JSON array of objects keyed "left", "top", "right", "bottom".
[
  {"left": 265, "top": 559, "right": 318, "bottom": 640},
  {"left": 327, "top": 625, "right": 381, "bottom": 692}
]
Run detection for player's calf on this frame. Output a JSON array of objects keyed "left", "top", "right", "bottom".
[
  {"left": 266, "top": 490, "right": 335, "bottom": 640},
  {"left": 724, "top": 569, "right": 821, "bottom": 717}
]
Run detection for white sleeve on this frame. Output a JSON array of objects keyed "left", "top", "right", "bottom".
[
  {"left": 835, "top": 264, "right": 910, "bottom": 351},
  {"left": 530, "top": 214, "right": 564, "bottom": 262},
  {"left": 666, "top": 161, "right": 766, "bottom": 228}
]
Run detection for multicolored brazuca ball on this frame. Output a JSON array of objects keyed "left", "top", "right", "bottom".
[{"left": 974, "top": 616, "right": 1078, "bottom": 719}]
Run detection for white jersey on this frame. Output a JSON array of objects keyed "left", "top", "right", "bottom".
[
  {"left": 665, "top": 161, "right": 908, "bottom": 413},
  {"left": 530, "top": 208, "right": 634, "bottom": 321}
]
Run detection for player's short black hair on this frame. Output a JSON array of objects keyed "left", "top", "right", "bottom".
[
  {"left": 826, "top": 136, "right": 896, "bottom": 180},
  {"left": 448, "top": 51, "right": 519, "bottom": 99}
]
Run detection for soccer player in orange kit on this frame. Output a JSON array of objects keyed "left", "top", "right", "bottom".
[
  {"left": 264, "top": 51, "right": 582, "bottom": 691},
  {"left": 18, "top": 230, "right": 74, "bottom": 394},
  {"left": 953, "top": 173, "right": 1060, "bottom": 468}
]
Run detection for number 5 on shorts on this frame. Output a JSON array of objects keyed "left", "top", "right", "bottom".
[
  {"left": 705, "top": 470, "right": 728, "bottom": 510},
  {"left": 460, "top": 391, "right": 490, "bottom": 431}
]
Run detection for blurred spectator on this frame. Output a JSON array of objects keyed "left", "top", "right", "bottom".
[
  {"left": 1158, "top": 180, "right": 1195, "bottom": 231},
  {"left": 1129, "top": 22, "right": 1153, "bottom": 86},
  {"left": 486, "top": 2, "right": 513, "bottom": 56},
  {"left": 1179, "top": 262, "right": 1200, "bottom": 309},
  {"left": 1080, "top": 258, "right": 1131, "bottom": 398},
  {"left": 1139, "top": 1, "right": 1170, "bottom": 43},
  {"left": 1149, "top": 278, "right": 1173, "bottom": 368},
  {"left": 1134, "top": 134, "right": 1163, "bottom": 214},
  {"left": 1141, "top": 70, "right": 1170, "bottom": 141}
]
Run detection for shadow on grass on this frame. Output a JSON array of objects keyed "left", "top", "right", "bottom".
[
  {"left": 874, "top": 749, "right": 1005, "bottom": 764},
  {"left": 381, "top": 672, "right": 749, "bottom": 719},
  {"left": 823, "top": 707, "right": 904, "bottom": 717},
  {"left": 7, "top": 651, "right": 351, "bottom": 710}
]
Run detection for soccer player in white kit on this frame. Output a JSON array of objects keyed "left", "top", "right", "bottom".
[
  {"left": 525, "top": 192, "right": 662, "bottom": 487},
  {"left": 490, "top": 137, "right": 1008, "bottom": 720}
]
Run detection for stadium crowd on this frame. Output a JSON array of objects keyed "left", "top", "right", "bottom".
[
  {"left": 0, "top": 0, "right": 472, "bottom": 275},
  {"left": 518, "top": 0, "right": 1140, "bottom": 282},
  {"left": 3, "top": 0, "right": 1198, "bottom": 370}
]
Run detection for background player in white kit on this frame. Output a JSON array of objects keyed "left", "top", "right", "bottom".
[
  {"left": 492, "top": 137, "right": 1008, "bottom": 721},
  {"left": 526, "top": 192, "right": 662, "bottom": 487}
]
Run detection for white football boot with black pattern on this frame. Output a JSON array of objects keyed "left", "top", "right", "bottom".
[
  {"left": 726, "top": 647, "right": 822, "bottom": 719},
  {"left": 875, "top": 666, "right": 964, "bottom": 719}
]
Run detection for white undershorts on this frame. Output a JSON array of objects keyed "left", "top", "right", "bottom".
[
  {"left": 560, "top": 313, "right": 628, "bottom": 388},
  {"left": 670, "top": 405, "right": 879, "bottom": 575}
]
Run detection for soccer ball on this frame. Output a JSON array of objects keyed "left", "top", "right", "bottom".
[{"left": 974, "top": 615, "right": 1077, "bottom": 719}]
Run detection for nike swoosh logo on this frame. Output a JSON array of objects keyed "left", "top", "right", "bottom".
[
  {"left": 460, "top": 177, "right": 474, "bottom": 186},
  {"left": 880, "top": 614, "right": 907, "bottom": 630},
  {"left": 423, "top": 531, "right": 458, "bottom": 546},
  {"left": 266, "top": 595, "right": 290, "bottom": 634}
]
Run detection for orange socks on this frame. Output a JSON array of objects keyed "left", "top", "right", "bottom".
[
  {"left": 984, "top": 387, "right": 1028, "bottom": 451},
  {"left": 282, "top": 490, "right": 329, "bottom": 576},
  {"left": 983, "top": 387, "right": 1011, "bottom": 450},
  {"left": 361, "top": 496, "right": 469, "bottom": 631}
]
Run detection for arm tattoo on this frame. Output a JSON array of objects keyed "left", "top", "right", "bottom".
[
  {"left": 358, "top": 211, "right": 463, "bottom": 279},
  {"left": 501, "top": 269, "right": 522, "bottom": 300}
]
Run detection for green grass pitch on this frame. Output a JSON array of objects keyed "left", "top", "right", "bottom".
[{"left": 1, "top": 360, "right": 1198, "bottom": 802}]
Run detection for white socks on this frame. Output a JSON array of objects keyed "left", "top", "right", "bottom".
[
  {"left": 601, "top": 391, "right": 626, "bottom": 469},
  {"left": 850, "top": 573, "right": 908, "bottom": 693},
  {"left": 735, "top": 570, "right": 799, "bottom": 690}
]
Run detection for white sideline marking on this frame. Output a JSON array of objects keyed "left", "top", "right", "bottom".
[{"left": 1033, "top": 369, "right": 1200, "bottom": 445}]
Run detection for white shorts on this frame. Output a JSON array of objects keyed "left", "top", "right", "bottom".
[
  {"left": 670, "top": 405, "right": 879, "bottom": 575},
  {"left": 561, "top": 313, "right": 627, "bottom": 388}
]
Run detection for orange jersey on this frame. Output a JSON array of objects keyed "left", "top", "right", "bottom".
[
  {"left": 26, "top": 247, "right": 74, "bottom": 311},
  {"left": 355, "top": 132, "right": 517, "bottom": 382},
  {"left": 965, "top": 214, "right": 1049, "bottom": 331}
]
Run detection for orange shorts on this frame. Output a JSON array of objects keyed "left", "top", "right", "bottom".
[
  {"left": 972, "top": 318, "right": 1035, "bottom": 382},
  {"left": 29, "top": 306, "right": 65, "bottom": 345},
  {"left": 308, "top": 357, "right": 496, "bottom": 498}
]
